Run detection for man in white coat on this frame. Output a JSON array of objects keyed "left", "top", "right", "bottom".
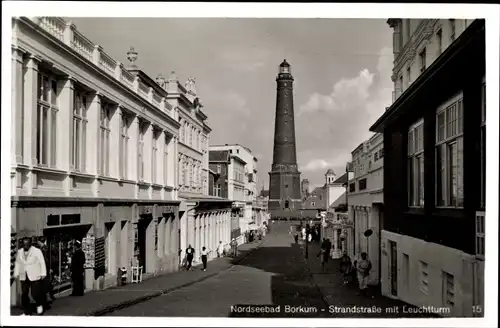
[{"left": 14, "top": 237, "right": 47, "bottom": 315}]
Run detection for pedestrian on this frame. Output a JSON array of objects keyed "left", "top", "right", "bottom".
[
  {"left": 200, "top": 246, "right": 211, "bottom": 271},
  {"left": 339, "top": 252, "right": 353, "bottom": 285},
  {"left": 325, "top": 238, "right": 332, "bottom": 259},
  {"left": 216, "top": 241, "right": 224, "bottom": 258},
  {"left": 294, "top": 233, "right": 299, "bottom": 244},
  {"left": 70, "top": 240, "right": 86, "bottom": 296},
  {"left": 317, "top": 242, "right": 329, "bottom": 271},
  {"left": 230, "top": 238, "right": 238, "bottom": 257},
  {"left": 356, "top": 252, "right": 374, "bottom": 298},
  {"left": 37, "top": 237, "right": 56, "bottom": 306},
  {"left": 185, "top": 244, "right": 195, "bottom": 270},
  {"left": 14, "top": 237, "right": 47, "bottom": 315}
]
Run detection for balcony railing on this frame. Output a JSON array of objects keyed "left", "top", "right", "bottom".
[{"left": 26, "top": 17, "right": 174, "bottom": 117}]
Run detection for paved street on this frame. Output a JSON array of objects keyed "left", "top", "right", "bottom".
[{"left": 107, "top": 220, "right": 328, "bottom": 317}]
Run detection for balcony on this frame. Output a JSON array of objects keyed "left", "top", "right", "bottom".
[{"left": 26, "top": 17, "right": 173, "bottom": 117}]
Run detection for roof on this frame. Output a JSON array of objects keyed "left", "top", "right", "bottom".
[
  {"left": 260, "top": 189, "right": 270, "bottom": 197},
  {"left": 311, "top": 186, "right": 326, "bottom": 195},
  {"left": 209, "top": 150, "right": 230, "bottom": 162},
  {"left": 280, "top": 59, "right": 290, "bottom": 67},
  {"left": 330, "top": 191, "right": 347, "bottom": 209},
  {"left": 325, "top": 169, "right": 335, "bottom": 175},
  {"left": 332, "top": 172, "right": 349, "bottom": 185}
]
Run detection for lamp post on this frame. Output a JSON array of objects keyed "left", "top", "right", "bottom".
[{"left": 305, "top": 223, "right": 310, "bottom": 259}]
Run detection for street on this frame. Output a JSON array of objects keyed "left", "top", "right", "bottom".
[{"left": 107, "top": 221, "right": 328, "bottom": 317}]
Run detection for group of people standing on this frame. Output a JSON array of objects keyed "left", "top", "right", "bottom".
[
  {"left": 339, "top": 251, "right": 375, "bottom": 299},
  {"left": 13, "top": 236, "right": 86, "bottom": 315}
]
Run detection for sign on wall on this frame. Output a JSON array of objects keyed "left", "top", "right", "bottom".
[{"left": 82, "top": 235, "right": 95, "bottom": 269}]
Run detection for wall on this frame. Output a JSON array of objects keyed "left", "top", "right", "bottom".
[{"left": 381, "top": 230, "right": 476, "bottom": 317}]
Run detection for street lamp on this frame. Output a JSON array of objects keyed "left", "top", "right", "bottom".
[{"left": 305, "top": 223, "right": 310, "bottom": 259}]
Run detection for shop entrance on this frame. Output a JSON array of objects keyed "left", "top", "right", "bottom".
[
  {"left": 137, "top": 215, "right": 152, "bottom": 272},
  {"left": 43, "top": 224, "right": 92, "bottom": 295}
]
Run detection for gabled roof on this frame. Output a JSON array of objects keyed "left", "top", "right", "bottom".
[
  {"left": 330, "top": 191, "right": 347, "bottom": 209},
  {"left": 332, "top": 172, "right": 349, "bottom": 185},
  {"left": 209, "top": 150, "right": 230, "bottom": 162}
]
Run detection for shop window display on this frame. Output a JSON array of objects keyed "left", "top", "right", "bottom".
[{"left": 47, "top": 235, "right": 79, "bottom": 293}]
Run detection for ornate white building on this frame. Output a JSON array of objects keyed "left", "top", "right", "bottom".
[
  {"left": 9, "top": 17, "right": 182, "bottom": 304},
  {"left": 167, "top": 75, "right": 233, "bottom": 265}
]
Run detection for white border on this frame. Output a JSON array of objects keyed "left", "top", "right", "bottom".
[{"left": 1, "top": 2, "right": 498, "bottom": 328}]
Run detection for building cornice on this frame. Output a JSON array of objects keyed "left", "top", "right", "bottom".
[{"left": 16, "top": 17, "right": 180, "bottom": 131}]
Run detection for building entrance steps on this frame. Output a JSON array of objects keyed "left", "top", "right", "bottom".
[
  {"left": 303, "top": 242, "right": 436, "bottom": 318},
  {"left": 10, "top": 240, "right": 263, "bottom": 317}
]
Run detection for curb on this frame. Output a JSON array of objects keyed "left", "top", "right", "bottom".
[{"left": 90, "top": 240, "right": 264, "bottom": 316}]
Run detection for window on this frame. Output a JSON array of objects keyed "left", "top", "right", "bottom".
[
  {"left": 419, "top": 261, "right": 429, "bottom": 294},
  {"left": 217, "top": 164, "right": 221, "bottom": 174},
  {"left": 214, "top": 184, "right": 221, "bottom": 197},
  {"left": 163, "top": 135, "right": 169, "bottom": 186},
  {"left": 436, "top": 29, "right": 443, "bottom": 56},
  {"left": 311, "top": 201, "right": 316, "bottom": 207},
  {"left": 183, "top": 161, "right": 188, "bottom": 186},
  {"left": 72, "top": 88, "right": 87, "bottom": 172},
  {"left": 374, "top": 152, "right": 379, "bottom": 161},
  {"left": 403, "top": 254, "right": 410, "bottom": 291},
  {"left": 406, "top": 66, "right": 411, "bottom": 87},
  {"left": 36, "top": 72, "right": 58, "bottom": 167},
  {"left": 449, "top": 19, "right": 456, "bottom": 42},
  {"left": 475, "top": 212, "right": 485, "bottom": 258},
  {"left": 408, "top": 119, "right": 424, "bottom": 207},
  {"left": 179, "top": 158, "right": 185, "bottom": 186},
  {"left": 419, "top": 49, "right": 426, "bottom": 73},
  {"left": 379, "top": 148, "right": 384, "bottom": 158},
  {"left": 399, "top": 75, "right": 404, "bottom": 93},
  {"left": 436, "top": 95, "right": 464, "bottom": 208},
  {"left": 180, "top": 120, "right": 185, "bottom": 142},
  {"left": 358, "top": 178, "right": 367, "bottom": 191},
  {"left": 137, "top": 122, "right": 146, "bottom": 181},
  {"left": 152, "top": 129, "right": 158, "bottom": 183},
  {"left": 349, "top": 183, "right": 355, "bottom": 193},
  {"left": 480, "top": 81, "right": 486, "bottom": 208},
  {"left": 99, "top": 102, "right": 111, "bottom": 176},
  {"left": 442, "top": 272, "right": 455, "bottom": 307},
  {"left": 405, "top": 19, "right": 411, "bottom": 42},
  {"left": 119, "top": 114, "right": 129, "bottom": 179}
]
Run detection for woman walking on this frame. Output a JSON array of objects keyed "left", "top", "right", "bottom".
[
  {"left": 216, "top": 241, "right": 225, "bottom": 258},
  {"left": 200, "top": 246, "right": 211, "bottom": 271},
  {"left": 185, "top": 244, "right": 195, "bottom": 270},
  {"left": 355, "top": 252, "right": 374, "bottom": 298},
  {"left": 339, "top": 252, "right": 353, "bottom": 285}
]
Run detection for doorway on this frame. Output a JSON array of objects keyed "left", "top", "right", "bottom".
[
  {"left": 389, "top": 240, "right": 398, "bottom": 296},
  {"left": 137, "top": 214, "right": 152, "bottom": 272},
  {"left": 43, "top": 224, "right": 92, "bottom": 294}
]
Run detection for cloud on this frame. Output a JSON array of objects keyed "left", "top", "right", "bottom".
[
  {"left": 295, "top": 47, "right": 393, "bottom": 185},
  {"left": 220, "top": 47, "right": 268, "bottom": 72},
  {"left": 224, "top": 92, "right": 249, "bottom": 114},
  {"left": 298, "top": 68, "right": 375, "bottom": 116},
  {"left": 300, "top": 152, "right": 352, "bottom": 173}
]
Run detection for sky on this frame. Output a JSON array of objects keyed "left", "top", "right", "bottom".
[{"left": 70, "top": 18, "right": 393, "bottom": 191}]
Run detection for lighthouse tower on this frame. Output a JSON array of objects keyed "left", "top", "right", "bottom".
[{"left": 268, "top": 60, "right": 302, "bottom": 217}]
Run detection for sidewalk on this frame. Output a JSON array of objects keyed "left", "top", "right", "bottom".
[
  {"left": 11, "top": 240, "right": 262, "bottom": 316},
  {"left": 303, "top": 242, "right": 436, "bottom": 318}
]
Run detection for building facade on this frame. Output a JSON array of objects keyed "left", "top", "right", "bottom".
[
  {"left": 347, "top": 133, "right": 384, "bottom": 285},
  {"left": 170, "top": 76, "right": 233, "bottom": 265},
  {"left": 209, "top": 144, "right": 267, "bottom": 243},
  {"left": 301, "top": 179, "right": 310, "bottom": 198},
  {"left": 268, "top": 60, "right": 302, "bottom": 217},
  {"left": 10, "top": 17, "right": 182, "bottom": 304},
  {"left": 208, "top": 150, "right": 230, "bottom": 198},
  {"left": 370, "top": 19, "right": 485, "bottom": 317}
]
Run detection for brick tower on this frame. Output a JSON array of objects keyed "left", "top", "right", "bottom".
[{"left": 268, "top": 59, "right": 302, "bottom": 218}]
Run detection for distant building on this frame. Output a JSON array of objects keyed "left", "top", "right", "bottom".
[
  {"left": 209, "top": 144, "right": 266, "bottom": 243},
  {"left": 208, "top": 150, "right": 230, "bottom": 198},
  {"left": 347, "top": 133, "right": 384, "bottom": 285},
  {"left": 371, "top": 19, "right": 484, "bottom": 317},
  {"left": 301, "top": 179, "right": 310, "bottom": 198}
]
